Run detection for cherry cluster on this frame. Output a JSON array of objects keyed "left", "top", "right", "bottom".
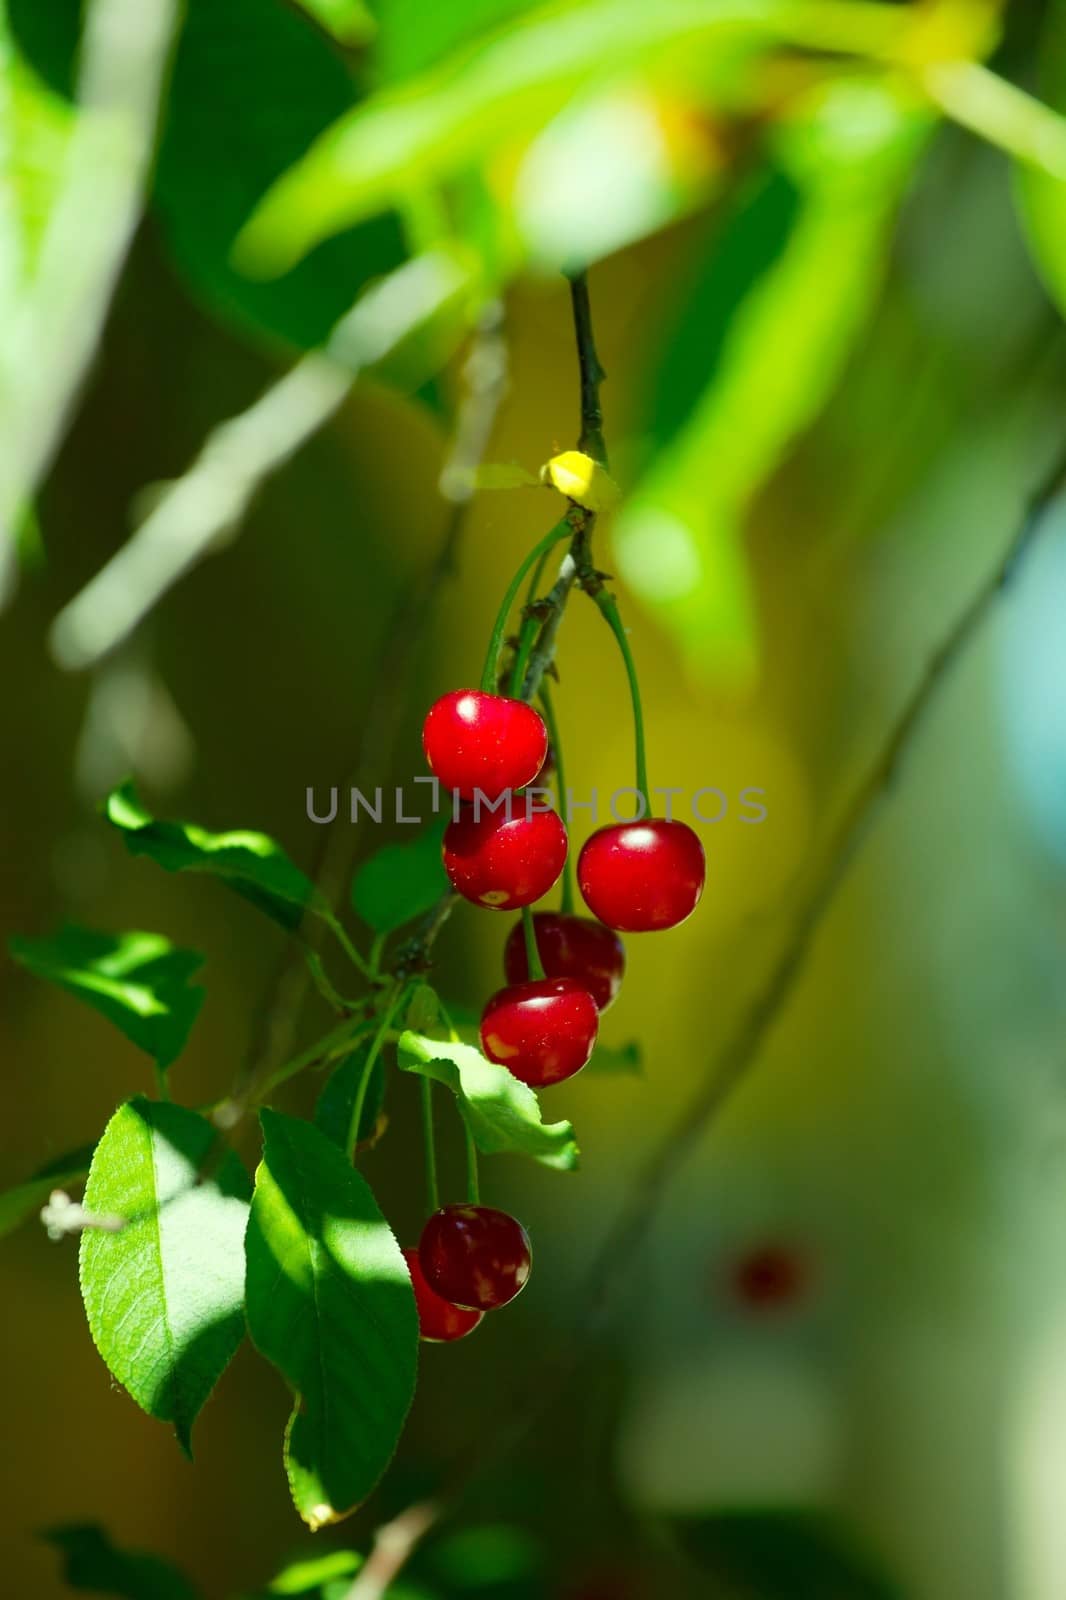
[{"left": 403, "top": 685, "right": 705, "bottom": 1342}]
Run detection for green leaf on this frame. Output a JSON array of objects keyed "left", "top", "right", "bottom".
[
  {"left": 79, "top": 1099, "right": 251, "bottom": 1455},
  {"left": 673, "top": 1510, "right": 900, "bottom": 1599},
  {"left": 43, "top": 1525, "right": 200, "bottom": 1600},
  {"left": 245, "top": 1109, "right": 418, "bottom": 1529},
  {"left": 10, "top": 926, "right": 204, "bottom": 1069},
  {"left": 237, "top": 1, "right": 911, "bottom": 274},
  {"left": 350, "top": 816, "right": 449, "bottom": 933},
  {"left": 1015, "top": 0, "right": 1066, "bottom": 321},
  {"left": 0, "top": 1140, "right": 95, "bottom": 1240},
  {"left": 153, "top": 0, "right": 405, "bottom": 352},
  {"left": 264, "top": 1549, "right": 363, "bottom": 1595},
  {"left": 0, "top": 25, "right": 74, "bottom": 294},
  {"left": 371, "top": 0, "right": 536, "bottom": 85},
  {"left": 104, "top": 781, "right": 328, "bottom": 933},
  {"left": 397, "top": 1031, "right": 579, "bottom": 1171},
  {"left": 615, "top": 78, "right": 930, "bottom": 685},
  {"left": 313, "top": 1044, "right": 386, "bottom": 1149},
  {"left": 295, "top": 0, "right": 376, "bottom": 47}
]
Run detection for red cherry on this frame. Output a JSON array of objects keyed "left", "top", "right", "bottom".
[
  {"left": 577, "top": 819, "right": 705, "bottom": 932},
  {"left": 419, "top": 1204, "right": 532, "bottom": 1311},
  {"left": 443, "top": 805, "right": 568, "bottom": 910},
  {"left": 480, "top": 977, "right": 599, "bottom": 1087},
  {"left": 422, "top": 690, "right": 547, "bottom": 800},
  {"left": 403, "top": 1248, "right": 482, "bottom": 1343},
  {"left": 503, "top": 912, "right": 626, "bottom": 1012}
]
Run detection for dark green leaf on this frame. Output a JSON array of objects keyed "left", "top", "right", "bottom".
[
  {"left": 104, "top": 781, "right": 328, "bottom": 933},
  {"left": 245, "top": 1109, "right": 418, "bottom": 1528},
  {"left": 397, "top": 1031, "right": 578, "bottom": 1171},
  {"left": 673, "top": 1510, "right": 900, "bottom": 1599},
  {"left": 43, "top": 1525, "right": 200, "bottom": 1600},
  {"left": 351, "top": 817, "right": 449, "bottom": 933},
  {"left": 80, "top": 1099, "right": 251, "bottom": 1455},
  {"left": 153, "top": 0, "right": 405, "bottom": 351},
  {"left": 10, "top": 925, "right": 204, "bottom": 1069},
  {"left": 0, "top": 1140, "right": 95, "bottom": 1241},
  {"left": 313, "top": 1044, "right": 386, "bottom": 1148}
]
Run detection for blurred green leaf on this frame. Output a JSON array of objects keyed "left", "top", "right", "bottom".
[
  {"left": 673, "top": 1509, "right": 900, "bottom": 1598},
  {"left": 586, "top": 1038, "right": 643, "bottom": 1075},
  {"left": 0, "top": 1140, "right": 95, "bottom": 1240},
  {"left": 296, "top": 0, "right": 376, "bottom": 47},
  {"left": 237, "top": 1, "right": 911, "bottom": 276},
  {"left": 1015, "top": 0, "right": 1066, "bottom": 321},
  {"left": 245, "top": 1109, "right": 418, "bottom": 1529},
  {"left": 10, "top": 925, "right": 204, "bottom": 1069},
  {"left": 44, "top": 1525, "right": 200, "bottom": 1600},
  {"left": 371, "top": 0, "right": 537, "bottom": 85},
  {"left": 313, "top": 1044, "right": 386, "bottom": 1147},
  {"left": 0, "top": 25, "right": 73, "bottom": 294},
  {"left": 263, "top": 1548, "right": 362, "bottom": 1595},
  {"left": 351, "top": 816, "right": 449, "bottom": 932},
  {"left": 104, "top": 781, "right": 329, "bottom": 933},
  {"left": 80, "top": 1099, "right": 251, "bottom": 1455},
  {"left": 615, "top": 77, "right": 930, "bottom": 684},
  {"left": 397, "top": 1030, "right": 579, "bottom": 1170},
  {"left": 154, "top": 0, "right": 406, "bottom": 351}
]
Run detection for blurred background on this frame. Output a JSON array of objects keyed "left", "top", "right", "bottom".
[{"left": 4, "top": 1, "right": 1066, "bottom": 1596}]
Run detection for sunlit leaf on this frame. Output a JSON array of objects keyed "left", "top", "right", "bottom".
[
  {"left": 0, "top": 1141, "right": 95, "bottom": 1241},
  {"left": 245, "top": 1110, "right": 418, "bottom": 1529},
  {"left": 43, "top": 1525, "right": 201, "bottom": 1600},
  {"left": 615, "top": 77, "right": 930, "bottom": 685},
  {"left": 513, "top": 83, "right": 721, "bottom": 271},
  {"left": 10, "top": 925, "right": 204, "bottom": 1069},
  {"left": 80, "top": 1099, "right": 251, "bottom": 1455},
  {"left": 0, "top": 26, "right": 73, "bottom": 297},
  {"left": 237, "top": 1, "right": 911, "bottom": 275},
  {"left": 371, "top": 0, "right": 537, "bottom": 85},
  {"left": 397, "top": 1031, "right": 579, "bottom": 1170},
  {"left": 264, "top": 1548, "right": 362, "bottom": 1595},
  {"left": 104, "top": 781, "right": 329, "bottom": 932},
  {"left": 350, "top": 816, "right": 449, "bottom": 933}
]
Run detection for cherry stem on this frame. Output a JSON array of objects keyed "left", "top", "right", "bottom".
[
  {"left": 521, "top": 905, "right": 546, "bottom": 981},
  {"left": 508, "top": 611, "right": 539, "bottom": 698},
  {"left": 479, "top": 521, "right": 570, "bottom": 694},
  {"left": 347, "top": 984, "right": 407, "bottom": 1161},
  {"left": 421, "top": 1077, "right": 439, "bottom": 1214},
  {"left": 590, "top": 589, "right": 651, "bottom": 817},
  {"left": 537, "top": 682, "right": 574, "bottom": 913},
  {"left": 568, "top": 271, "right": 607, "bottom": 466},
  {"left": 464, "top": 1125, "right": 480, "bottom": 1205}
]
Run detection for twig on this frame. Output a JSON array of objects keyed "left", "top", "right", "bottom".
[
  {"left": 567, "top": 271, "right": 607, "bottom": 466},
  {"left": 351, "top": 429, "right": 1066, "bottom": 1591},
  {"left": 342, "top": 1501, "right": 438, "bottom": 1600}
]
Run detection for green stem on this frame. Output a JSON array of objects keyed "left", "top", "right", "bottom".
[
  {"left": 369, "top": 931, "right": 386, "bottom": 978},
  {"left": 590, "top": 589, "right": 651, "bottom": 816},
  {"left": 479, "top": 520, "right": 570, "bottom": 693},
  {"left": 509, "top": 611, "right": 540, "bottom": 698},
  {"left": 252, "top": 1015, "right": 375, "bottom": 1107},
  {"left": 421, "top": 1077, "right": 440, "bottom": 1213},
  {"left": 521, "top": 905, "right": 546, "bottom": 980},
  {"left": 153, "top": 1064, "right": 170, "bottom": 1102},
  {"left": 347, "top": 985, "right": 407, "bottom": 1160},
  {"left": 537, "top": 681, "right": 574, "bottom": 912},
  {"left": 326, "top": 913, "right": 376, "bottom": 981},
  {"left": 464, "top": 1124, "right": 480, "bottom": 1205},
  {"left": 304, "top": 948, "right": 354, "bottom": 1013}
]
